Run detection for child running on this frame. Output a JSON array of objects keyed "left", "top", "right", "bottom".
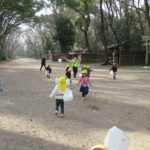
[
  {"left": 50, "top": 77, "right": 69, "bottom": 117},
  {"left": 66, "top": 68, "right": 72, "bottom": 88},
  {"left": 45, "top": 64, "right": 52, "bottom": 78},
  {"left": 66, "top": 68, "right": 72, "bottom": 80},
  {"left": 77, "top": 70, "right": 92, "bottom": 100},
  {"left": 109, "top": 63, "right": 117, "bottom": 79}
]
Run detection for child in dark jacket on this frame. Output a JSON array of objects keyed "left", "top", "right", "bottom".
[
  {"left": 66, "top": 68, "right": 72, "bottom": 79},
  {"left": 45, "top": 64, "right": 52, "bottom": 78},
  {"left": 66, "top": 68, "right": 72, "bottom": 87},
  {"left": 109, "top": 63, "right": 117, "bottom": 79}
]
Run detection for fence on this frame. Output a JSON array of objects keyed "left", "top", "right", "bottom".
[
  {"left": 80, "top": 53, "right": 104, "bottom": 63},
  {"left": 119, "top": 50, "right": 149, "bottom": 65},
  {"left": 52, "top": 53, "right": 104, "bottom": 63}
]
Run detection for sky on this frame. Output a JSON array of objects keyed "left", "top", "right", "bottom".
[{"left": 20, "top": 0, "right": 145, "bottom": 30}]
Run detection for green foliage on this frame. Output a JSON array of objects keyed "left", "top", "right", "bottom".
[
  {"left": 112, "top": 8, "right": 144, "bottom": 50},
  {"left": 0, "top": 56, "right": 7, "bottom": 61},
  {"left": 52, "top": 0, "right": 93, "bottom": 51},
  {"left": 0, "top": 0, "right": 44, "bottom": 60},
  {"left": 54, "top": 16, "right": 75, "bottom": 53},
  {"left": 1, "top": 0, "right": 43, "bottom": 22}
]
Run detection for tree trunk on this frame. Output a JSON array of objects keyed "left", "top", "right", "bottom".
[
  {"left": 144, "top": 0, "right": 150, "bottom": 33},
  {"left": 145, "top": 41, "right": 149, "bottom": 66},
  {"left": 100, "top": 0, "right": 109, "bottom": 64},
  {"left": 84, "top": 30, "right": 91, "bottom": 53},
  {"left": 135, "top": 8, "right": 145, "bottom": 35}
]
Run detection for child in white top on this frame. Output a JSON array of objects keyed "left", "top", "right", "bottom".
[{"left": 50, "top": 77, "right": 69, "bottom": 117}]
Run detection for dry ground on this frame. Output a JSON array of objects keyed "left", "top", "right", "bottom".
[{"left": 0, "top": 58, "right": 150, "bottom": 150}]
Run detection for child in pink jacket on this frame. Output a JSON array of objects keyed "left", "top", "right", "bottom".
[{"left": 77, "top": 70, "right": 92, "bottom": 99}]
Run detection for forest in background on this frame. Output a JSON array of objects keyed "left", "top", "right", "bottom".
[{"left": 0, "top": 0, "right": 150, "bottom": 64}]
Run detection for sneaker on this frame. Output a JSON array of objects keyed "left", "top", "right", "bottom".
[
  {"left": 82, "top": 97, "right": 85, "bottom": 100},
  {"left": 60, "top": 114, "right": 64, "bottom": 117},
  {"left": 55, "top": 111, "right": 58, "bottom": 115}
]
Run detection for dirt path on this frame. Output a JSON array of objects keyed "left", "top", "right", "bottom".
[{"left": 0, "top": 58, "right": 150, "bottom": 150}]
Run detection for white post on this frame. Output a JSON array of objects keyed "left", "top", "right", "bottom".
[{"left": 112, "top": 51, "right": 115, "bottom": 64}]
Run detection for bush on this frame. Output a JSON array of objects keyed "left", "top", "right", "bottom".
[{"left": 0, "top": 56, "right": 7, "bottom": 61}]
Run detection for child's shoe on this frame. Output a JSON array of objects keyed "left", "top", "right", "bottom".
[
  {"left": 55, "top": 111, "right": 58, "bottom": 115},
  {"left": 60, "top": 114, "right": 64, "bottom": 117}
]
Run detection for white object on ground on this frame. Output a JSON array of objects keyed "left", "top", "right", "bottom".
[
  {"left": 63, "top": 89, "right": 73, "bottom": 101},
  {"left": 110, "top": 70, "right": 113, "bottom": 76},
  {"left": 58, "top": 59, "right": 62, "bottom": 63},
  {"left": 49, "top": 85, "right": 58, "bottom": 98},
  {"left": 104, "top": 126, "right": 130, "bottom": 150}
]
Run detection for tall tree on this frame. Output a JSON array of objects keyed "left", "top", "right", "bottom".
[
  {"left": 0, "top": 0, "right": 43, "bottom": 59},
  {"left": 51, "top": 0, "right": 93, "bottom": 52},
  {"left": 54, "top": 16, "right": 75, "bottom": 53},
  {"left": 99, "top": 0, "right": 109, "bottom": 64},
  {"left": 117, "top": 0, "right": 150, "bottom": 33}
]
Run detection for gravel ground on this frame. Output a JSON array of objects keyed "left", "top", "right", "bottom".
[{"left": 0, "top": 58, "right": 150, "bottom": 150}]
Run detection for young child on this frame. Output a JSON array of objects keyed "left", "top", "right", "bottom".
[
  {"left": 66, "top": 68, "right": 72, "bottom": 79},
  {"left": 66, "top": 63, "right": 70, "bottom": 72},
  {"left": 77, "top": 70, "right": 92, "bottom": 100},
  {"left": 109, "top": 63, "right": 117, "bottom": 79},
  {"left": 50, "top": 77, "right": 69, "bottom": 117},
  {"left": 45, "top": 64, "right": 52, "bottom": 78},
  {"left": 66, "top": 68, "right": 72, "bottom": 88},
  {"left": 81, "top": 65, "right": 87, "bottom": 71},
  {"left": 86, "top": 65, "right": 93, "bottom": 77}
]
